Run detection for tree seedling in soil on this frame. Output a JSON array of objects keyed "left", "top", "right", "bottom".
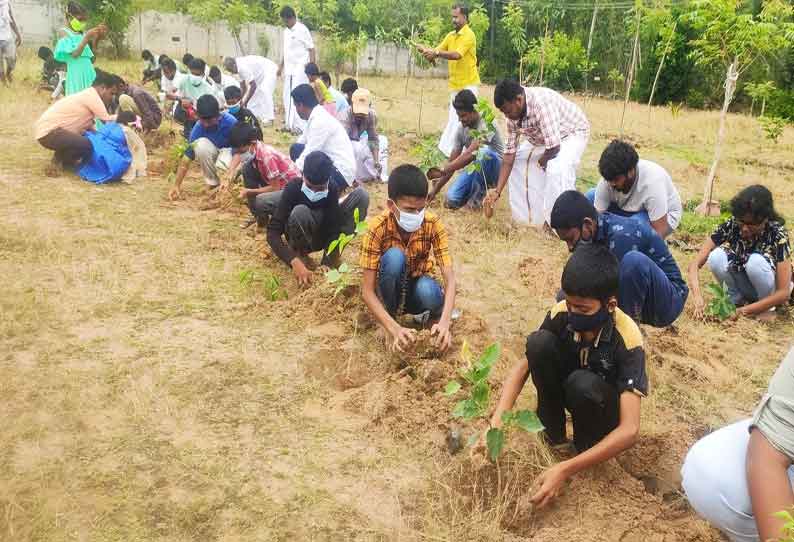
[
  {"left": 705, "top": 281, "right": 736, "bottom": 320},
  {"left": 238, "top": 269, "right": 287, "bottom": 301},
  {"left": 325, "top": 208, "right": 368, "bottom": 297},
  {"left": 165, "top": 140, "right": 194, "bottom": 183},
  {"left": 463, "top": 98, "right": 497, "bottom": 177},
  {"left": 759, "top": 116, "right": 787, "bottom": 144},
  {"left": 444, "top": 342, "right": 544, "bottom": 461}
]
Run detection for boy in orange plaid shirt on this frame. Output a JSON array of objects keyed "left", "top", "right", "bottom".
[{"left": 360, "top": 165, "right": 457, "bottom": 352}]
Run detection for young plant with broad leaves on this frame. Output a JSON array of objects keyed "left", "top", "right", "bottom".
[
  {"left": 759, "top": 116, "right": 787, "bottom": 144},
  {"left": 238, "top": 269, "right": 288, "bottom": 301},
  {"left": 705, "top": 281, "right": 736, "bottom": 320},
  {"left": 444, "top": 342, "right": 544, "bottom": 461},
  {"left": 462, "top": 98, "right": 497, "bottom": 182},
  {"left": 325, "top": 207, "right": 368, "bottom": 296}
]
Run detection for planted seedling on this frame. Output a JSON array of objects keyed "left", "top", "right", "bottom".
[
  {"left": 705, "top": 281, "right": 736, "bottom": 321},
  {"left": 324, "top": 208, "right": 368, "bottom": 297},
  {"left": 238, "top": 269, "right": 287, "bottom": 301},
  {"left": 445, "top": 342, "right": 544, "bottom": 461},
  {"left": 165, "top": 140, "right": 194, "bottom": 183},
  {"left": 463, "top": 98, "right": 497, "bottom": 177}
]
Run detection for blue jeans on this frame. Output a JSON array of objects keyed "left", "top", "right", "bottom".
[
  {"left": 707, "top": 248, "right": 776, "bottom": 305},
  {"left": 619, "top": 250, "right": 687, "bottom": 327},
  {"left": 290, "top": 143, "right": 348, "bottom": 192},
  {"left": 378, "top": 248, "right": 444, "bottom": 317},
  {"left": 585, "top": 188, "right": 651, "bottom": 225},
  {"left": 445, "top": 147, "right": 502, "bottom": 209}
]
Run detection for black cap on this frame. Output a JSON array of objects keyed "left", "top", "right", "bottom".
[
  {"left": 196, "top": 95, "right": 220, "bottom": 119},
  {"left": 302, "top": 151, "right": 333, "bottom": 185}
]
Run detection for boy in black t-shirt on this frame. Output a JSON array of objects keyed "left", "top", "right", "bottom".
[
  {"left": 224, "top": 86, "right": 262, "bottom": 141},
  {"left": 488, "top": 244, "right": 647, "bottom": 508}
]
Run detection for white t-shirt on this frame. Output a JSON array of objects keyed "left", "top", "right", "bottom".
[
  {"left": 296, "top": 105, "right": 356, "bottom": 185},
  {"left": 221, "top": 73, "right": 240, "bottom": 90},
  {"left": 0, "top": 0, "right": 13, "bottom": 42},
  {"left": 161, "top": 71, "right": 186, "bottom": 95},
  {"left": 237, "top": 55, "right": 277, "bottom": 86},
  {"left": 282, "top": 21, "right": 314, "bottom": 76},
  {"left": 594, "top": 158, "right": 683, "bottom": 229}
]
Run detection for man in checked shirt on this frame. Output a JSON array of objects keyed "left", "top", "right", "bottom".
[{"left": 485, "top": 80, "right": 590, "bottom": 229}]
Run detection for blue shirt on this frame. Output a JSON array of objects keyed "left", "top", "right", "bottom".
[
  {"left": 597, "top": 212, "right": 688, "bottom": 296},
  {"left": 184, "top": 113, "right": 238, "bottom": 160}
]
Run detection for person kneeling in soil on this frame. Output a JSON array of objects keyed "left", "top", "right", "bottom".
[
  {"left": 551, "top": 190, "right": 688, "bottom": 328},
  {"left": 689, "top": 185, "right": 792, "bottom": 321},
  {"left": 488, "top": 243, "right": 646, "bottom": 508},
  {"left": 682, "top": 345, "right": 794, "bottom": 542},
  {"left": 426, "top": 89, "right": 504, "bottom": 210},
  {"left": 228, "top": 123, "right": 301, "bottom": 228},
  {"left": 34, "top": 68, "right": 117, "bottom": 167},
  {"left": 359, "top": 165, "right": 457, "bottom": 353},
  {"left": 267, "top": 151, "right": 369, "bottom": 286},
  {"left": 168, "top": 95, "right": 238, "bottom": 200}
]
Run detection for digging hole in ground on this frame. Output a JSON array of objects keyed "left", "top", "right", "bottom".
[{"left": 304, "top": 347, "right": 375, "bottom": 391}]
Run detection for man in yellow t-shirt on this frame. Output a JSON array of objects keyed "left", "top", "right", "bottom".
[{"left": 417, "top": 4, "right": 480, "bottom": 157}]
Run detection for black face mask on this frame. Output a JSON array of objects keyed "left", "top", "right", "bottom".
[{"left": 568, "top": 305, "right": 611, "bottom": 332}]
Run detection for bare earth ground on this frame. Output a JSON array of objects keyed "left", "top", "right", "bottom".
[{"left": 2, "top": 55, "right": 794, "bottom": 541}]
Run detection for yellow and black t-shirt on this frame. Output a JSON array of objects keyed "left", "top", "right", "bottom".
[{"left": 538, "top": 301, "right": 648, "bottom": 396}]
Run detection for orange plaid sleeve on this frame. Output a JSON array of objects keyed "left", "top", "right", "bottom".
[
  {"left": 359, "top": 213, "right": 387, "bottom": 271},
  {"left": 430, "top": 219, "right": 452, "bottom": 269}
]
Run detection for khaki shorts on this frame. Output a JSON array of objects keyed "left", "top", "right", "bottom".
[
  {"left": 751, "top": 346, "right": 794, "bottom": 459},
  {"left": 0, "top": 39, "right": 16, "bottom": 71}
]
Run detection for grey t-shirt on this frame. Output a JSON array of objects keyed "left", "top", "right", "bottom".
[
  {"left": 594, "top": 159, "right": 683, "bottom": 230},
  {"left": 453, "top": 117, "right": 505, "bottom": 158}
]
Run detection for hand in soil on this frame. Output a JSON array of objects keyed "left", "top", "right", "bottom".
[
  {"left": 389, "top": 325, "right": 417, "bottom": 353},
  {"left": 530, "top": 462, "right": 569, "bottom": 509},
  {"left": 168, "top": 186, "right": 182, "bottom": 201},
  {"left": 430, "top": 321, "right": 452, "bottom": 351},
  {"left": 291, "top": 258, "right": 313, "bottom": 287},
  {"left": 691, "top": 294, "right": 706, "bottom": 320}
]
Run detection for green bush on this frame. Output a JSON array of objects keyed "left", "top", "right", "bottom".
[{"left": 523, "top": 32, "right": 589, "bottom": 91}]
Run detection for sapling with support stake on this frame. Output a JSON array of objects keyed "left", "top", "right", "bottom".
[
  {"left": 325, "top": 208, "right": 369, "bottom": 297},
  {"left": 444, "top": 342, "right": 544, "bottom": 461}
]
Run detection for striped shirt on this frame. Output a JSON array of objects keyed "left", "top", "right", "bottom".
[{"left": 505, "top": 87, "right": 590, "bottom": 153}]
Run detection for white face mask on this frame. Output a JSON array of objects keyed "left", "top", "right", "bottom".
[
  {"left": 396, "top": 207, "right": 425, "bottom": 233},
  {"left": 189, "top": 74, "right": 204, "bottom": 87},
  {"left": 301, "top": 182, "right": 328, "bottom": 202}
]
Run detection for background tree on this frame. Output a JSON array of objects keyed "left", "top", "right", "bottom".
[
  {"left": 81, "top": 0, "right": 136, "bottom": 58},
  {"left": 684, "top": 0, "right": 794, "bottom": 214},
  {"left": 745, "top": 80, "right": 776, "bottom": 116}
]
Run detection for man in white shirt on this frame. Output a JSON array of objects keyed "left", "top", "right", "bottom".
[
  {"left": 0, "top": 0, "right": 21, "bottom": 84},
  {"left": 223, "top": 55, "right": 278, "bottom": 124},
  {"left": 289, "top": 84, "right": 355, "bottom": 192},
  {"left": 278, "top": 6, "right": 315, "bottom": 133},
  {"left": 589, "top": 140, "right": 682, "bottom": 239}
]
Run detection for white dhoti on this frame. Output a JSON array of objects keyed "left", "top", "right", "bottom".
[
  {"left": 247, "top": 70, "right": 277, "bottom": 123},
  {"left": 507, "top": 134, "right": 589, "bottom": 226},
  {"left": 351, "top": 135, "right": 389, "bottom": 183},
  {"left": 438, "top": 85, "right": 478, "bottom": 157},
  {"left": 283, "top": 72, "right": 309, "bottom": 132}
]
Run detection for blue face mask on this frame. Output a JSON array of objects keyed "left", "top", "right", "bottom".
[
  {"left": 301, "top": 182, "right": 328, "bottom": 202},
  {"left": 228, "top": 104, "right": 241, "bottom": 114}
]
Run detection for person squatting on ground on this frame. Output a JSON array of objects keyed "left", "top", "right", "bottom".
[
  {"left": 267, "top": 151, "right": 369, "bottom": 286},
  {"left": 486, "top": 80, "right": 590, "bottom": 227},
  {"left": 427, "top": 88, "right": 504, "bottom": 209},
  {"left": 209, "top": 64, "right": 240, "bottom": 97},
  {"left": 228, "top": 123, "right": 301, "bottom": 227},
  {"left": 550, "top": 190, "right": 688, "bottom": 328},
  {"left": 689, "top": 184, "right": 793, "bottom": 320},
  {"left": 278, "top": 5, "right": 315, "bottom": 134},
  {"left": 223, "top": 55, "right": 278, "bottom": 124},
  {"left": 34, "top": 69, "right": 117, "bottom": 167},
  {"left": 588, "top": 139, "right": 682, "bottom": 239},
  {"left": 141, "top": 49, "right": 161, "bottom": 86},
  {"left": 682, "top": 345, "right": 794, "bottom": 542},
  {"left": 416, "top": 4, "right": 480, "bottom": 158},
  {"left": 304, "top": 62, "right": 337, "bottom": 115},
  {"left": 359, "top": 165, "right": 457, "bottom": 353},
  {"left": 114, "top": 79, "right": 162, "bottom": 132},
  {"left": 223, "top": 86, "right": 263, "bottom": 141},
  {"left": 338, "top": 87, "right": 388, "bottom": 183},
  {"left": 487, "top": 243, "right": 646, "bottom": 508},
  {"left": 289, "top": 84, "right": 356, "bottom": 193},
  {"left": 0, "top": 0, "right": 22, "bottom": 84},
  {"left": 168, "top": 95, "right": 238, "bottom": 200},
  {"left": 55, "top": 2, "right": 108, "bottom": 96}
]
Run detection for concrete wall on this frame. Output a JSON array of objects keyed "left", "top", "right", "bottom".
[{"left": 15, "top": 0, "right": 446, "bottom": 78}]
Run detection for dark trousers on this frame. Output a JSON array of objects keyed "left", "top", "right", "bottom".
[
  {"left": 619, "top": 250, "right": 687, "bottom": 327},
  {"left": 289, "top": 143, "right": 348, "bottom": 192},
  {"left": 526, "top": 330, "right": 620, "bottom": 452},
  {"left": 38, "top": 128, "right": 93, "bottom": 166}
]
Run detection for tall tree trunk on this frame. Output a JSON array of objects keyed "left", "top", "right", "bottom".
[
  {"left": 585, "top": 0, "right": 598, "bottom": 92},
  {"left": 620, "top": 6, "right": 641, "bottom": 136},
  {"left": 647, "top": 21, "right": 676, "bottom": 120},
  {"left": 698, "top": 59, "right": 739, "bottom": 216}
]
